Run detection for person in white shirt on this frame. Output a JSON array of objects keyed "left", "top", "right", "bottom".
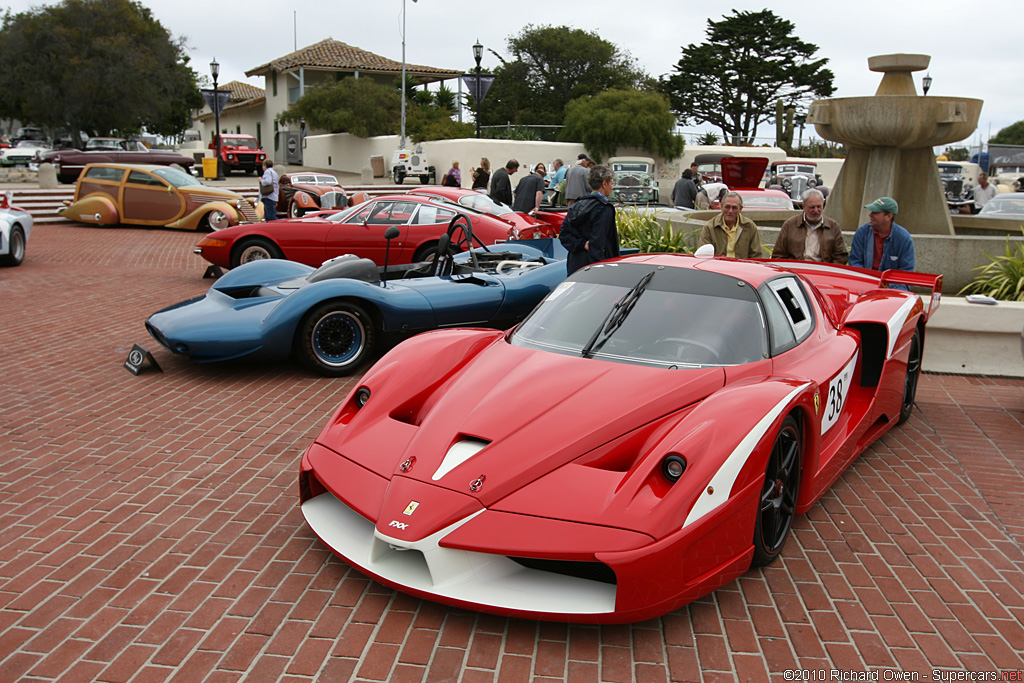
[{"left": 973, "top": 172, "right": 998, "bottom": 213}]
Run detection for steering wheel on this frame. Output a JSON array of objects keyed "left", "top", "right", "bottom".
[
  {"left": 447, "top": 213, "right": 492, "bottom": 252},
  {"left": 644, "top": 337, "right": 721, "bottom": 364},
  {"left": 495, "top": 260, "right": 543, "bottom": 275}
]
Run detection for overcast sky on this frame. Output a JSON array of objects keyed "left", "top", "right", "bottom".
[{"left": 5, "top": 0, "right": 1022, "bottom": 148}]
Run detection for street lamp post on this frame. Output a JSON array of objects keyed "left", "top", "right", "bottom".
[
  {"left": 922, "top": 72, "right": 932, "bottom": 96},
  {"left": 473, "top": 40, "right": 483, "bottom": 139},
  {"left": 400, "top": 0, "right": 418, "bottom": 150},
  {"left": 210, "top": 58, "right": 224, "bottom": 180}
]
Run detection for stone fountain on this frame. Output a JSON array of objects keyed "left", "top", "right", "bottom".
[{"left": 807, "top": 54, "right": 982, "bottom": 235}]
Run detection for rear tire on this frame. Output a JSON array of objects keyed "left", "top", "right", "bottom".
[
  {"left": 899, "top": 330, "right": 922, "bottom": 424},
  {"left": 0, "top": 227, "right": 25, "bottom": 266},
  {"left": 752, "top": 415, "right": 801, "bottom": 567},
  {"left": 296, "top": 301, "right": 376, "bottom": 376},
  {"left": 231, "top": 238, "right": 282, "bottom": 268},
  {"left": 420, "top": 174, "right": 430, "bottom": 185}
]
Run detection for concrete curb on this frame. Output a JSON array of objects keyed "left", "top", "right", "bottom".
[{"left": 923, "top": 296, "right": 1024, "bottom": 377}]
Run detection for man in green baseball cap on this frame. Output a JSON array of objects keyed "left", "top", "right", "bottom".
[{"left": 849, "top": 196, "right": 915, "bottom": 287}]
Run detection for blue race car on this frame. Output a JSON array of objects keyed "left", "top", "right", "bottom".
[{"left": 146, "top": 221, "right": 568, "bottom": 376}]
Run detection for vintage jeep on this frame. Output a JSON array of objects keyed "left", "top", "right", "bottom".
[
  {"left": 391, "top": 147, "right": 435, "bottom": 185},
  {"left": 608, "top": 157, "right": 659, "bottom": 203},
  {"left": 767, "top": 161, "right": 823, "bottom": 202},
  {"left": 210, "top": 134, "right": 267, "bottom": 176},
  {"left": 937, "top": 162, "right": 973, "bottom": 212}
]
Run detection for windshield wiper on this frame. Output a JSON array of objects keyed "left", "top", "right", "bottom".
[{"left": 581, "top": 270, "right": 655, "bottom": 359}]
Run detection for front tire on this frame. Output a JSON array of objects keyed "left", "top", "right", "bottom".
[
  {"left": 289, "top": 200, "right": 305, "bottom": 218},
  {"left": 296, "top": 301, "right": 376, "bottom": 376},
  {"left": 0, "top": 227, "right": 25, "bottom": 266},
  {"left": 231, "top": 238, "right": 282, "bottom": 268},
  {"left": 899, "top": 330, "right": 922, "bottom": 424},
  {"left": 204, "top": 209, "right": 230, "bottom": 231},
  {"left": 394, "top": 170, "right": 406, "bottom": 185},
  {"left": 752, "top": 415, "right": 801, "bottom": 567}
]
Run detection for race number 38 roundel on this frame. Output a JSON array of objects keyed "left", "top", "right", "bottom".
[{"left": 821, "top": 351, "right": 857, "bottom": 434}]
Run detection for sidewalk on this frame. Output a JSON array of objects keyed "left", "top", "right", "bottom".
[{"left": 0, "top": 222, "right": 1022, "bottom": 682}]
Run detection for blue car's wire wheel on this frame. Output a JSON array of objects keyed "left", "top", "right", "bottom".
[{"left": 297, "top": 301, "right": 376, "bottom": 376}]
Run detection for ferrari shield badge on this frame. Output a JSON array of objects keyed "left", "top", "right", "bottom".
[
  {"left": 814, "top": 392, "right": 820, "bottom": 415},
  {"left": 403, "top": 501, "right": 419, "bottom": 516}
]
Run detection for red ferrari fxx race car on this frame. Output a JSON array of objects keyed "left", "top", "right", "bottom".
[{"left": 299, "top": 254, "right": 941, "bottom": 622}]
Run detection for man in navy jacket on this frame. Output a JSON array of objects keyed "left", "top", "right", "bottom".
[
  {"left": 559, "top": 165, "right": 620, "bottom": 274},
  {"left": 849, "top": 196, "right": 915, "bottom": 276}
]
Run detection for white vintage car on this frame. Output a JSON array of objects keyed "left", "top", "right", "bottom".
[
  {"left": 0, "top": 139, "right": 51, "bottom": 167},
  {"left": 0, "top": 191, "right": 33, "bottom": 266}
]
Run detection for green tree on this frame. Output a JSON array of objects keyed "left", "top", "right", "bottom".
[
  {"left": 279, "top": 77, "right": 400, "bottom": 137},
  {"left": 662, "top": 10, "right": 834, "bottom": 144},
  {"left": 479, "top": 25, "right": 648, "bottom": 134},
  {"left": 0, "top": 0, "right": 202, "bottom": 142},
  {"left": 561, "top": 89, "right": 683, "bottom": 162},
  {"left": 990, "top": 121, "right": 1024, "bottom": 146}
]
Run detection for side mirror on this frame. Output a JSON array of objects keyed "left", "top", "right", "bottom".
[{"left": 384, "top": 226, "right": 400, "bottom": 240}]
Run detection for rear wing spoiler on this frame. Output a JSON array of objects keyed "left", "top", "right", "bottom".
[{"left": 880, "top": 270, "right": 943, "bottom": 322}]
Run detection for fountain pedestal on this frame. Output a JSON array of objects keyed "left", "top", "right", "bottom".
[{"left": 807, "top": 54, "right": 982, "bottom": 235}]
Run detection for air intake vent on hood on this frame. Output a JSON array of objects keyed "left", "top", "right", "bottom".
[{"left": 432, "top": 437, "right": 490, "bottom": 481}]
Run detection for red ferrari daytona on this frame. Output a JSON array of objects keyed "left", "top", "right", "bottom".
[{"left": 299, "top": 253, "right": 942, "bottom": 623}]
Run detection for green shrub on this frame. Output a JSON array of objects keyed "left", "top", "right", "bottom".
[
  {"left": 616, "top": 207, "right": 696, "bottom": 254},
  {"left": 958, "top": 228, "right": 1024, "bottom": 301}
]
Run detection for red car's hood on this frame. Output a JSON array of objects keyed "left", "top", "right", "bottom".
[{"left": 324, "top": 338, "right": 725, "bottom": 538}]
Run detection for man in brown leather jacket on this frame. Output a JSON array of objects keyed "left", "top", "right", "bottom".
[{"left": 771, "top": 189, "right": 848, "bottom": 264}]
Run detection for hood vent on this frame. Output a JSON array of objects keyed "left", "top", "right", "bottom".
[{"left": 432, "top": 437, "right": 490, "bottom": 481}]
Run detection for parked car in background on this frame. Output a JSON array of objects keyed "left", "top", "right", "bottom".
[
  {"left": 0, "top": 191, "right": 33, "bottom": 266},
  {"left": 391, "top": 147, "right": 436, "bottom": 185},
  {"left": 937, "top": 162, "right": 974, "bottom": 213},
  {"left": 608, "top": 157, "right": 660, "bottom": 204},
  {"left": 0, "top": 140, "right": 51, "bottom": 167},
  {"left": 716, "top": 157, "right": 795, "bottom": 210},
  {"left": 407, "top": 187, "right": 559, "bottom": 239},
  {"left": 38, "top": 139, "right": 195, "bottom": 184},
  {"left": 58, "top": 163, "right": 259, "bottom": 231},
  {"left": 195, "top": 193, "right": 524, "bottom": 270},
  {"left": 693, "top": 153, "right": 727, "bottom": 185},
  {"left": 977, "top": 192, "right": 1024, "bottom": 221},
  {"left": 278, "top": 173, "right": 349, "bottom": 218},
  {"left": 767, "top": 161, "right": 823, "bottom": 204},
  {"left": 12, "top": 126, "right": 45, "bottom": 144},
  {"left": 210, "top": 134, "right": 267, "bottom": 175}
]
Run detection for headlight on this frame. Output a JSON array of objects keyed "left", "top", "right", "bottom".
[
  {"left": 781, "top": 178, "right": 792, "bottom": 190},
  {"left": 807, "top": 177, "right": 817, "bottom": 187},
  {"left": 661, "top": 455, "right": 687, "bottom": 483},
  {"left": 227, "top": 154, "right": 235, "bottom": 161},
  {"left": 355, "top": 387, "right": 371, "bottom": 407}
]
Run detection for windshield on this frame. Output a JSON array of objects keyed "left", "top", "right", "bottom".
[
  {"left": 152, "top": 166, "right": 202, "bottom": 188},
  {"left": 457, "top": 192, "right": 512, "bottom": 216},
  {"left": 86, "top": 139, "right": 123, "bottom": 150},
  {"left": 980, "top": 197, "right": 1024, "bottom": 216},
  {"left": 511, "top": 264, "right": 767, "bottom": 368},
  {"left": 742, "top": 194, "right": 794, "bottom": 209},
  {"left": 17, "top": 140, "right": 46, "bottom": 148},
  {"left": 223, "top": 137, "right": 258, "bottom": 149}
]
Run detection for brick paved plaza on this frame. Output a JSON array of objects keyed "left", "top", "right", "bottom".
[{"left": 1, "top": 222, "right": 1022, "bottom": 682}]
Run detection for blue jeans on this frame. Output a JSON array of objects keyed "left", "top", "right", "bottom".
[{"left": 262, "top": 198, "right": 277, "bottom": 221}]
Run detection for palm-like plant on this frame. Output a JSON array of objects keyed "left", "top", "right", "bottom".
[
  {"left": 616, "top": 207, "right": 696, "bottom": 254},
  {"left": 958, "top": 228, "right": 1024, "bottom": 301}
]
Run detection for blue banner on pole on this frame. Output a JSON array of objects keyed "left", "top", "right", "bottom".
[{"left": 200, "top": 88, "right": 232, "bottom": 116}]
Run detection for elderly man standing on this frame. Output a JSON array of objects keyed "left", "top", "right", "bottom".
[
  {"left": 849, "top": 196, "right": 914, "bottom": 274},
  {"left": 698, "top": 191, "right": 762, "bottom": 258},
  {"left": 772, "top": 189, "right": 848, "bottom": 263},
  {"left": 973, "top": 172, "right": 998, "bottom": 213},
  {"left": 565, "top": 154, "right": 591, "bottom": 206}
]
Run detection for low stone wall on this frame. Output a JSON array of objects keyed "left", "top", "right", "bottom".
[
  {"left": 0, "top": 167, "right": 38, "bottom": 183},
  {"left": 652, "top": 211, "right": 1024, "bottom": 294},
  {"left": 922, "top": 297, "right": 1024, "bottom": 377}
]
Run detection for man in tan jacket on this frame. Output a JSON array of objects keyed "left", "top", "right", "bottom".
[
  {"left": 699, "top": 191, "right": 763, "bottom": 258},
  {"left": 771, "top": 189, "right": 848, "bottom": 264}
]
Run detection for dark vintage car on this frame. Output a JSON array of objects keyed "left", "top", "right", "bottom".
[
  {"left": 937, "top": 162, "right": 974, "bottom": 212},
  {"left": 278, "top": 173, "right": 349, "bottom": 218},
  {"left": 608, "top": 157, "right": 659, "bottom": 204},
  {"left": 58, "top": 163, "right": 259, "bottom": 231},
  {"left": 38, "top": 139, "right": 195, "bottom": 184},
  {"left": 693, "top": 153, "right": 728, "bottom": 185},
  {"left": 767, "top": 161, "right": 823, "bottom": 203},
  {"left": 210, "top": 134, "right": 267, "bottom": 175}
]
